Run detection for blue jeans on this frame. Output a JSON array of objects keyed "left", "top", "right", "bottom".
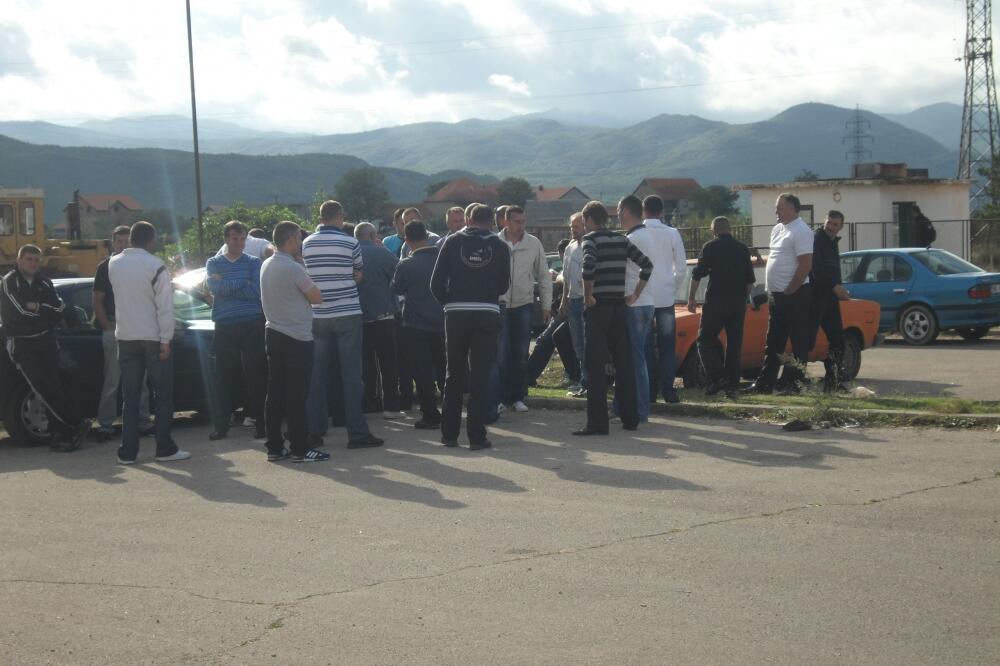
[
  {"left": 307, "top": 315, "right": 369, "bottom": 441},
  {"left": 566, "top": 297, "right": 587, "bottom": 387},
  {"left": 649, "top": 307, "right": 678, "bottom": 400},
  {"left": 624, "top": 305, "right": 654, "bottom": 421},
  {"left": 488, "top": 303, "right": 532, "bottom": 412},
  {"left": 118, "top": 340, "right": 177, "bottom": 461}
]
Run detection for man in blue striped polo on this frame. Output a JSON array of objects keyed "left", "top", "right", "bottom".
[
  {"left": 206, "top": 220, "right": 267, "bottom": 441},
  {"left": 302, "top": 201, "right": 384, "bottom": 450}
]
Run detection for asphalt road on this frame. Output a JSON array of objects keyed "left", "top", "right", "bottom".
[
  {"left": 2, "top": 411, "right": 998, "bottom": 664},
  {"left": 840, "top": 330, "right": 1000, "bottom": 401}
]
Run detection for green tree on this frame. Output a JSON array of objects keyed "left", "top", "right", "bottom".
[
  {"left": 425, "top": 180, "right": 450, "bottom": 198},
  {"left": 311, "top": 187, "right": 329, "bottom": 228},
  {"left": 795, "top": 168, "right": 820, "bottom": 181},
  {"left": 334, "top": 167, "right": 390, "bottom": 222},
  {"left": 688, "top": 185, "right": 739, "bottom": 217},
  {"left": 496, "top": 177, "right": 535, "bottom": 207}
]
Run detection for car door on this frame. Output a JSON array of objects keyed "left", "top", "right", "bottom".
[
  {"left": 55, "top": 283, "right": 104, "bottom": 416},
  {"left": 740, "top": 265, "right": 770, "bottom": 368},
  {"left": 842, "top": 253, "right": 915, "bottom": 331}
]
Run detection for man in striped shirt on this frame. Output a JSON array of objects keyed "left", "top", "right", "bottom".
[
  {"left": 302, "top": 200, "right": 383, "bottom": 450},
  {"left": 206, "top": 220, "right": 267, "bottom": 441},
  {"left": 574, "top": 201, "right": 653, "bottom": 436}
]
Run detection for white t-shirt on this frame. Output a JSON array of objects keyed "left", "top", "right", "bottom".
[
  {"left": 624, "top": 226, "right": 657, "bottom": 308},
  {"left": 216, "top": 235, "right": 272, "bottom": 260},
  {"left": 643, "top": 218, "right": 688, "bottom": 307},
  {"left": 765, "top": 217, "right": 813, "bottom": 292}
]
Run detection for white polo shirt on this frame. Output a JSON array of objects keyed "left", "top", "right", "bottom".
[{"left": 765, "top": 217, "right": 813, "bottom": 292}]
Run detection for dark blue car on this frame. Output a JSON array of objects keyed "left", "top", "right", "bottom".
[
  {"left": 840, "top": 248, "right": 1000, "bottom": 345},
  {"left": 0, "top": 276, "right": 218, "bottom": 445}
]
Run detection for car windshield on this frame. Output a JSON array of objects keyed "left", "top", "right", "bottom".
[
  {"left": 174, "top": 286, "right": 213, "bottom": 320},
  {"left": 909, "top": 250, "right": 983, "bottom": 276}
]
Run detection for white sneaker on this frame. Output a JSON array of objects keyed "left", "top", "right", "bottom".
[
  {"left": 565, "top": 384, "right": 582, "bottom": 395},
  {"left": 242, "top": 417, "right": 255, "bottom": 427},
  {"left": 512, "top": 401, "right": 529, "bottom": 412},
  {"left": 156, "top": 450, "right": 192, "bottom": 462},
  {"left": 497, "top": 403, "right": 507, "bottom": 414}
]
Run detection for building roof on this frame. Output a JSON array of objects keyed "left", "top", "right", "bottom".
[
  {"left": 633, "top": 178, "right": 701, "bottom": 201},
  {"left": 534, "top": 186, "right": 590, "bottom": 201},
  {"left": 426, "top": 178, "right": 498, "bottom": 203},
  {"left": 77, "top": 194, "right": 144, "bottom": 211},
  {"left": 734, "top": 178, "right": 970, "bottom": 191}
]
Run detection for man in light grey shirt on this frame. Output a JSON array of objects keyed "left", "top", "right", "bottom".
[{"left": 260, "top": 221, "right": 328, "bottom": 463}]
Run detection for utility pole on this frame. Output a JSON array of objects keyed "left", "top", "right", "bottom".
[
  {"left": 958, "top": 0, "right": 1000, "bottom": 209},
  {"left": 186, "top": 0, "right": 205, "bottom": 260},
  {"left": 843, "top": 105, "right": 873, "bottom": 169}
]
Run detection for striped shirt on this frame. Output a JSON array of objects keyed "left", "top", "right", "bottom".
[
  {"left": 205, "top": 253, "right": 263, "bottom": 324},
  {"left": 581, "top": 229, "right": 653, "bottom": 302},
  {"left": 302, "top": 225, "right": 363, "bottom": 318}
]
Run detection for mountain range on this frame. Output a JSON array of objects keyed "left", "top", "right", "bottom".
[{"left": 0, "top": 102, "right": 962, "bottom": 226}]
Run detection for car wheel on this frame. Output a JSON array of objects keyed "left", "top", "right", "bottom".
[
  {"left": 955, "top": 326, "right": 990, "bottom": 341},
  {"left": 3, "top": 381, "right": 51, "bottom": 447},
  {"left": 680, "top": 353, "right": 707, "bottom": 389},
  {"left": 841, "top": 331, "right": 863, "bottom": 380},
  {"left": 898, "top": 304, "right": 939, "bottom": 346}
]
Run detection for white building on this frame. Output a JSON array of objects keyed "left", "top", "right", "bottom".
[{"left": 736, "top": 163, "right": 972, "bottom": 259}]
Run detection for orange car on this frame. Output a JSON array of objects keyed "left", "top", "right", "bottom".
[{"left": 674, "top": 257, "right": 881, "bottom": 387}]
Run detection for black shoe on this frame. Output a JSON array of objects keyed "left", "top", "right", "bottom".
[
  {"left": 254, "top": 425, "right": 267, "bottom": 440},
  {"left": 208, "top": 430, "right": 228, "bottom": 441},
  {"left": 413, "top": 420, "right": 441, "bottom": 430},
  {"left": 703, "top": 380, "right": 724, "bottom": 397},
  {"left": 441, "top": 437, "right": 459, "bottom": 447},
  {"left": 742, "top": 382, "right": 773, "bottom": 395},
  {"left": 291, "top": 448, "right": 330, "bottom": 463},
  {"left": 267, "top": 448, "right": 291, "bottom": 462},
  {"left": 663, "top": 392, "right": 681, "bottom": 404},
  {"left": 622, "top": 423, "right": 638, "bottom": 431},
  {"left": 347, "top": 434, "right": 384, "bottom": 449},
  {"left": 776, "top": 384, "right": 802, "bottom": 396},
  {"left": 469, "top": 439, "right": 492, "bottom": 451},
  {"left": 572, "top": 427, "right": 608, "bottom": 436},
  {"left": 95, "top": 428, "right": 115, "bottom": 443}
]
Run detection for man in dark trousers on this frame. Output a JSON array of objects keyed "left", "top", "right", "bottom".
[
  {"left": 687, "top": 216, "right": 756, "bottom": 396},
  {"left": 431, "top": 204, "right": 510, "bottom": 450},
  {"left": 809, "top": 210, "right": 851, "bottom": 393},
  {"left": 574, "top": 201, "right": 652, "bottom": 436},
  {"left": 1, "top": 245, "right": 90, "bottom": 451},
  {"left": 392, "top": 220, "right": 446, "bottom": 430}
]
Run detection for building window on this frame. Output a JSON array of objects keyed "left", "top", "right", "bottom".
[
  {"left": 19, "top": 202, "right": 36, "bottom": 236},
  {"left": 0, "top": 204, "right": 13, "bottom": 236},
  {"left": 799, "top": 205, "right": 814, "bottom": 227}
]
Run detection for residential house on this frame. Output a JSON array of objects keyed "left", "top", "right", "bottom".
[
  {"left": 63, "top": 193, "right": 144, "bottom": 238},
  {"left": 631, "top": 178, "right": 702, "bottom": 222},
  {"left": 525, "top": 185, "right": 593, "bottom": 250},
  {"left": 423, "top": 178, "right": 499, "bottom": 220}
]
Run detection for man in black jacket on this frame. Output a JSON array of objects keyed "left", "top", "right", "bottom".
[
  {"left": 0, "top": 245, "right": 90, "bottom": 451},
  {"left": 430, "top": 204, "right": 511, "bottom": 450},
  {"left": 809, "top": 210, "right": 850, "bottom": 392}
]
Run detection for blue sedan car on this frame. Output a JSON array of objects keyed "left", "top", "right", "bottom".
[{"left": 840, "top": 248, "right": 1000, "bottom": 345}]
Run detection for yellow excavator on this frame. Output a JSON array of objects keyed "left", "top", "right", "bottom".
[{"left": 0, "top": 188, "right": 108, "bottom": 278}]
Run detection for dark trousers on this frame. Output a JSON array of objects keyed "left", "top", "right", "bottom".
[
  {"left": 404, "top": 327, "right": 445, "bottom": 423},
  {"left": 212, "top": 316, "right": 266, "bottom": 432},
  {"left": 585, "top": 300, "right": 638, "bottom": 431},
  {"left": 265, "top": 328, "right": 313, "bottom": 457},
  {"left": 394, "top": 315, "right": 414, "bottom": 409},
  {"left": 118, "top": 340, "right": 176, "bottom": 461},
  {"left": 7, "top": 334, "right": 80, "bottom": 437},
  {"left": 442, "top": 310, "right": 501, "bottom": 445},
  {"left": 809, "top": 285, "right": 846, "bottom": 384},
  {"left": 527, "top": 316, "right": 580, "bottom": 385},
  {"left": 697, "top": 297, "right": 747, "bottom": 386},
  {"left": 362, "top": 318, "right": 399, "bottom": 412},
  {"left": 757, "top": 285, "right": 812, "bottom": 389}
]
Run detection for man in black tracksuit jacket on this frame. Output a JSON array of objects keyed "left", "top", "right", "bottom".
[
  {"left": 0, "top": 245, "right": 90, "bottom": 451},
  {"left": 430, "top": 204, "right": 511, "bottom": 450},
  {"left": 809, "top": 210, "right": 850, "bottom": 392}
]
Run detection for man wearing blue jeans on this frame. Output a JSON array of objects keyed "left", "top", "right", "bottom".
[
  {"left": 641, "top": 195, "right": 687, "bottom": 404},
  {"left": 303, "top": 200, "right": 383, "bottom": 450},
  {"left": 558, "top": 212, "right": 586, "bottom": 396},
  {"left": 618, "top": 196, "right": 657, "bottom": 421}
]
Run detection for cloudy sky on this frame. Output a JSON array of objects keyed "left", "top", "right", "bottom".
[{"left": 0, "top": 0, "right": 979, "bottom": 133}]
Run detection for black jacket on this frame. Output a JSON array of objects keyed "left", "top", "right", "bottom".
[
  {"left": 430, "top": 227, "right": 511, "bottom": 312},
  {"left": 392, "top": 245, "right": 444, "bottom": 331},
  {"left": 810, "top": 229, "right": 842, "bottom": 288},
  {"left": 0, "top": 269, "right": 67, "bottom": 338}
]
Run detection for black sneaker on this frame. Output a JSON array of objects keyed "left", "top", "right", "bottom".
[
  {"left": 291, "top": 449, "right": 330, "bottom": 463},
  {"left": 347, "top": 434, "right": 384, "bottom": 449},
  {"left": 267, "top": 448, "right": 291, "bottom": 462},
  {"left": 469, "top": 438, "right": 492, "bottom": 451},
  {"left": 208, "top": 430, "right": 228, "bottom": 441},
  {"left": 53, "top": 420, "right": 91, "bottom": 452},
  {"left": 441, "top": 438, "right": 459, "bottom": 447}
]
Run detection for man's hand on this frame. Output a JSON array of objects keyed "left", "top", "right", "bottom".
[
  {"left": 159, "top": 343, "right": 171, "bottom": 360},
  {"left": 558, "top": 300, "right": 568, "bottom": 317},
  {"left": 542, "top": 310, "right": 552, "bottom": 324},
  {"left": 833, "top": 285, "right": 850, "bottom": 300},
  {"left": 625, "top": 293, "right": 638, "bottom": 306},
  {"left": 353, "top": 270, "right": 363, "bottom": 283},
  {"left": 25, "top": 302, "right": 38, "bottom": 312},
  {"left": 687, "top": 298, "right": 697, "bottom": 314},
  {"left": 784, "top": 285, "right": 799, "bottom": 296},
  {"left": 585, "top": 294, "right": 596, "bottom": 308},
  {"left": 97, "top": 316, "right": 112, "bottom": 331}
]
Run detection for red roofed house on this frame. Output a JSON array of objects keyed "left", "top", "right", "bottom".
[
  {"left": 64, "top": 193, "right": 144, "bottom": 238},
  {"left": 524, "top": 185, "right": 593, "bottom": 250},
  {"left": 631, "top": 178, "right": 701, "bottom": 221},
  {"left": 424, "top": 178, "right": 499, "bottom": 220},
  {"left": 533, "top": 185, "right": 591, "bottom": 204}
]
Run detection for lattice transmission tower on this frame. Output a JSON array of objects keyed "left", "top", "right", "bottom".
[
  {"left": 843, "top": 105, "right": 873, "bottom": 168},
  {"left": 958, "top": 0, "right": 1000, "bottom": 207}
]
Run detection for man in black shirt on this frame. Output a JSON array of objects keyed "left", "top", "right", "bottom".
[
  {"left": 687, "top": 216, "right": 756, "bottom": 395},
  {"left": 809, "top": 210, "right": 850, "bottom": 392}
]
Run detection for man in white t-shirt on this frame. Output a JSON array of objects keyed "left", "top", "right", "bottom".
[{"left": 747, "top": 193, "right": 813, "bottom": 394}]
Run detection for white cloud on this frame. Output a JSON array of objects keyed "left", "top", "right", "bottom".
[{"left": 488, "top": 73, "right": 531, "bottom": 96}]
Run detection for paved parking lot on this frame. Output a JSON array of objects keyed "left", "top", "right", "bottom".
[
  {"left": 842, "top": 330, "right": 1000, "bottom": 401},
  {"left": 2, "top": 411, "right": 998, "bottom": 664}
]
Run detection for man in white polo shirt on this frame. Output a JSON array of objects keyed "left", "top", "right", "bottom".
[{"left": 747, "top": 193, "right": 814, "bottom": 394}]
